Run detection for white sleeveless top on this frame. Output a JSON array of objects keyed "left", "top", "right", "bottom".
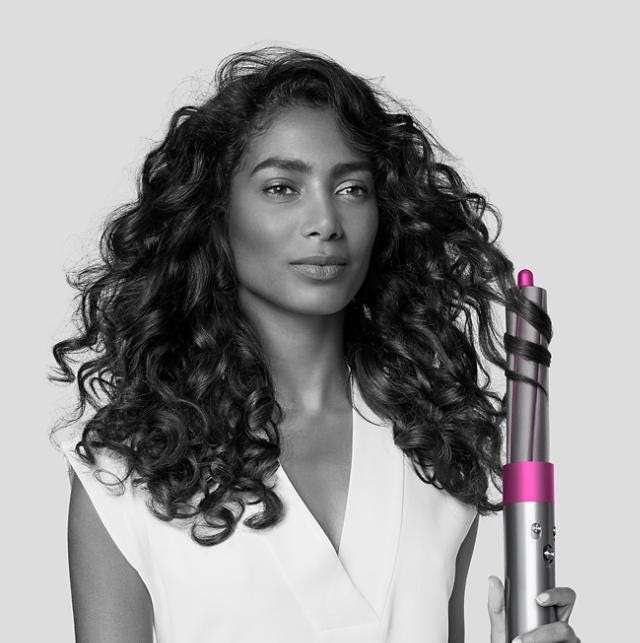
[{"left": 58, "top": 375, "right": 477, "bottom": 642}]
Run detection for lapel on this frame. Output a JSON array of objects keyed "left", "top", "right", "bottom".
[{"left": 262, "top": 373, "right": 405, "bottom": 632}]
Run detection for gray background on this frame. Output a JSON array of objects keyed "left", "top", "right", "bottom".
[{"left": 3, "top": 1, "right": 636, "bottom": 640}]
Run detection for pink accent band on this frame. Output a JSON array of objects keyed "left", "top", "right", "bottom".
[
  {"left": 503, "top": 461, "right": 554, "bottom": 504},
  {"left": 517, "top": 269, "right": 534, "bottom": 287}
]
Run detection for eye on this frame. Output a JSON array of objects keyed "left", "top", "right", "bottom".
[
  {"left": 339, "top": 184, "right": 368, "bottom": 197},
  {"left": 263, "top": 182, "right": 369, "bottom": 200},
  {"left": 264, "top": 183, "right": 296, "bottom": 198}
]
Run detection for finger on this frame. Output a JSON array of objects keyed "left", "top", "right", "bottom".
[
  {"left": 487, "top": 575, "right": 506, "bottom": 643},
  {"left": 488, "top": 575, "right": 504, "bottom": 613},
  {"left": 513, "top": 620, "right": 577, "bottom": 642},
  {"left": 536, "top": 586, "right": 577, "bottom": 622}
]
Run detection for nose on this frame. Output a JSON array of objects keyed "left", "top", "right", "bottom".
[{"left": 302, "top": 191, "right": 344, "bottom": 240}]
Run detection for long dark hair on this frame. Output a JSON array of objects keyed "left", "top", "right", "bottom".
[{"left": 51, "top": 46, "right": 530, "bottom": 546}]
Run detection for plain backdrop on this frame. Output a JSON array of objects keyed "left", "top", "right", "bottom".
[{"left": 2, "top": 1, "right": 637, "bottom": 640}]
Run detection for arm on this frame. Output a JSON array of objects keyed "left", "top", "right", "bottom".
[
  {"left": 68, "top": 471, "right": 154, "bottom": 643},
  {"left": 448, "top": 513, "right": 480, "bottom": 643}
]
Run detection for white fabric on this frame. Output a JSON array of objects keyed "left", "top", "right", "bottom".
[{"left": 60, "top": 375, "right": 478, "bottom": 642}]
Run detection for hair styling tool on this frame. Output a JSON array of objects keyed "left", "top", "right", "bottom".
[{"left": 503, "top": 268, "right": 557, "bottom": 640}]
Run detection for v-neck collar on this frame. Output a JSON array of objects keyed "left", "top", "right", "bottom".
[{"left": 262, "top": 373, "right": 405, "bottom": 632}]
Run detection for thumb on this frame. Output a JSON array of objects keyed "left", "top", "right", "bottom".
[{"left": 488, "top": 575, "right": 506, "bottom": 643}]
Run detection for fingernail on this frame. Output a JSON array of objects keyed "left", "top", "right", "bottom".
[
  {"left": 536, "top": 592, "right": 549, "bottom": 604},
  {"left": 512, "top": 637, "right": 522, "bottom": 643}
]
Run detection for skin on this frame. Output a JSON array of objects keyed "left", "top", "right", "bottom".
[
  {"left": 488, "top": 576, "right": 580, "bottom": 641},
  {"left": 227, "top": 104, "right": 378, "bottom": 415},
  {"left": 68, "top": 472, "right": 154, "bottom": 642}
]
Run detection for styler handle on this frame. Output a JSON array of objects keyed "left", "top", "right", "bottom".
[{"left": 504, "top": 462, "right": 558, "bottom": 640}]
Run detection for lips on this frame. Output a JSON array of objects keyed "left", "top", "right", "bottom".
[
  {"left": 290, "top": 263, "right": 346, "bottom": 280},
  {"left": 290, "top": 254, "right": 348, "bottom": 265}
]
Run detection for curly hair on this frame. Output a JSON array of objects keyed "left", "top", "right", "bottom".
[{"left": 50, "top": 45, "right": 533, "bottom": 546}]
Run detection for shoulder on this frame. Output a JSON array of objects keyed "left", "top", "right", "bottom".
[
  {"left": 68, "top": 470, "right": 154, "bottom": 642},
  {"left": 58, "top": 431, "right": 150, "bottom": 565}
]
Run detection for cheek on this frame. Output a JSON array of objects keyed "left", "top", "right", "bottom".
[
  {"left": 228, "top": 217, "right": 281, "bottom": 283},
  {"left": 352, "top": 210, "right": 379, "bottom": 265}
]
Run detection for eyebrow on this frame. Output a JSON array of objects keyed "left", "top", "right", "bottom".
[{"left": 249, "top": 156, "right": 373, "bottom": 178}]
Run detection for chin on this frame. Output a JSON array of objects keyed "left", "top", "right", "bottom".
[{"left": 286, "top": 295, "right": 350, "bottom": 317}]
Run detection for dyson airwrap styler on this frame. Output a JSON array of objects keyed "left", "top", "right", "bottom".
[{"left": 503, "top": 268, "right": 557, "bottom": 640}]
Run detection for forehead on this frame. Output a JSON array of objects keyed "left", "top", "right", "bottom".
[{"left": 240, "top": 105, "right": 364, "bottom": 165}]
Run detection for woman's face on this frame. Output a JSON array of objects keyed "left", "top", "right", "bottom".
[{"left": 227, "top": 105, "right": 378, "bottom": 317}]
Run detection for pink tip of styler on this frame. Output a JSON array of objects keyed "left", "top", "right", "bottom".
[{"left": 517, "top": 269, "right": 534, "bottom": 287}]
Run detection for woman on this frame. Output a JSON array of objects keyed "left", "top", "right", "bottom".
[{"left": 51, "top": 47, "right": 579, "bottom": 642}]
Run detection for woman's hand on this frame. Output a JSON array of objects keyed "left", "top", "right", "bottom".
[{"left": 488, "top": 575, "right": 580, "bottom": 642}]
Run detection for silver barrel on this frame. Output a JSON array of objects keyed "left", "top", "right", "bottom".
[
  {"left": 504, "top": 272, "right": 557, "bottom": 641},
  {"left": 504, "top": 501, "right": 557, "bottom": 639},
  {"left": 505, "top": 285, "right": 549, "bottom": 462}
]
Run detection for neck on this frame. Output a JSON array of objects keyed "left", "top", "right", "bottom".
[{"left": 238, "top": 291, "right": 351, "bottom": 414}]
